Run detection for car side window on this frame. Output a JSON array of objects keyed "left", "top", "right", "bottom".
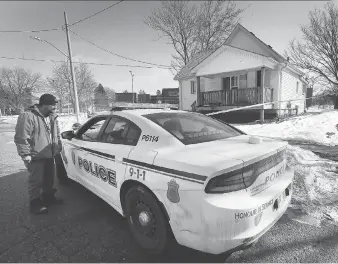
[
  {"left": 101, "top": 116, "right": 141, "bottom": 146},
  {"left": 77, "top": 117, "right": 107, "bottom": 142},
  {"left": 124, "top": 123, "right": 141, "bottom": 146}
]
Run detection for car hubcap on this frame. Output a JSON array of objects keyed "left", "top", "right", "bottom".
[
  {"left": 130, "top": 200, "right": 159, "bottom": 247},
  {"left": 139, "top": 211, "right": 151, "bottom": 226}
]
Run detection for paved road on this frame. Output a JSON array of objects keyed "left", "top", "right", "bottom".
[{"left": 0, "top": 124, "right": 338, "bottom": 262}]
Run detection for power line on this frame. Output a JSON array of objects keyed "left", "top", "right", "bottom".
[
  {"left": 0, "top": 28, "right": 60, "bottom": 33},
  {"left": 0, "top": 55, "right": 159, "bottom": 68},
  {"left": 0, "top": 0, "right": 124, "bottom": 33},
  {"left": 68, "top": 29, "right": 173, "bottom": 69},
  {"left": 68, "top": 0, "right": 124, "bottom": 27}
]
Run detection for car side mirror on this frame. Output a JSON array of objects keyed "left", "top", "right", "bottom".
[{"left": 61, "top": 130, "right": 75, "bottom": 140}]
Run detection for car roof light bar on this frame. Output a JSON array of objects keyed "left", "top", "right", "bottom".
[{"left": 110, "top": 102, "right": 178, "bottom": 111}]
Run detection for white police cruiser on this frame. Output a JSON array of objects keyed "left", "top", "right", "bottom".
[{"left": 59, "top": 103, "right": 294, "bottom": 256}]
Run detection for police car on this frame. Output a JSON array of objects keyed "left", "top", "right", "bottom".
[{"left": 59, "top": 103, "right": 294, "bottom": 256}]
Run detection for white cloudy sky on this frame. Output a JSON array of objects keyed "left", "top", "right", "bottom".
[{"left": 0, "top": 1, "right": 331, "bottom": 95}]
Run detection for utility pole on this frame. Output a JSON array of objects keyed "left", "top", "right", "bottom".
[
  {"left": 129, "top": 70, "right": 134, "bottom": 103},
  {"left": 64, "top": 11, "right": 80, "bottom": 122}
]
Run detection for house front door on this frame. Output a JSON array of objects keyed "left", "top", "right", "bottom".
[{"left": 223, "top": 77, "right": 230, "bottom": 105}]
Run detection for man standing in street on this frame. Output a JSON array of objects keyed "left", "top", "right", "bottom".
[{"left": 14, "top": 93, "right": 63, "bottom": 214}]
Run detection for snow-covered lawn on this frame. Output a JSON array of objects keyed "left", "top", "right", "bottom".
[{"left": 235, "top": 109, "right": 338, "bottom": 146}]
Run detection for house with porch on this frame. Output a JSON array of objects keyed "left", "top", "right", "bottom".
[{"left": 174, "top": 24, "right": 308, "bottom": 118}]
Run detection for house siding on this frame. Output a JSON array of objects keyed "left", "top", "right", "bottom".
[
  {"left": 180, "top": 78, "right": 197, "bottom": 111},
  {"left": 280, "top": 70, "right": 305, "bottom": 115},
  {"left": 227, "top": 30, "right": 271, "bottom": 57}
]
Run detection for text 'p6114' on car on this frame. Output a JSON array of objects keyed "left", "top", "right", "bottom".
[{"left": 58, "top": 104, "right": 294, "bottom": 256}]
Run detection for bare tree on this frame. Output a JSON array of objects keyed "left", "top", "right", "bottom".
[
  {"left": 144, "top": 0, "right": 243, "bottom": 73},
  {"left": 0, "top": 67, "right": 42, "bottom": 113},
  {"left": 285, "top": 1, "right": 338, "bottom": 108},
  {"left": 76, "top": 63, "right": 97, "bottom": 112},
  {"left": 47, "top": 62, "right": 97, "bottom": 112},
  {"left": 195, "top": 0, "right": 242, "bottom": 52},
  {"left": 105, "top": 87, "right": 116, "bottom": 102},
  {"left": 46, "top": 63, "right": 71, "bottom": 113}
]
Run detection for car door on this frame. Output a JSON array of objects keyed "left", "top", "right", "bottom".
[
  {"left": 93, "top": 115, "right": 142, "bottom": 208},
  {"left": 69, "top": 115, "right": 110, "bottom": 192}
]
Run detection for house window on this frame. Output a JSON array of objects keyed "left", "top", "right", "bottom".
[
  {"left": 231, "top": 76, "right": 238, "bottom": 88},
  {"left": 296, "top": 81, "right": 299, "bottom": 93},
  {"left": 190, "top": 81, "right": 196, "bottom": 94}
]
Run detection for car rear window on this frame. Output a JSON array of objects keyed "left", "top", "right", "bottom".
[{"left": 144, "top": 112, "right": 243, "bottom": 145}]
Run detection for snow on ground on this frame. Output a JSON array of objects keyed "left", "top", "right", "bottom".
[
  {"left": 235, "top": 109, "right": 338, "bottom": 146},
  {"left": 57, "top": 114, "right": 88, "bottom": 132},
  {"left": 0, "top": 115, "right": 19, "bottom": 125},
  {"left": 286, "top": 145, "right": 338, "bottom": 224},
  {"left": 0, "top": 114, "right": 88, "bottom": 131},
  {"left": 234, "top": 109, "right": 338, "bottom": 224}
]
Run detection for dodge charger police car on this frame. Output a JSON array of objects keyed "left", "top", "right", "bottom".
[{"left": 58, "top": 105, "right": 294, "bottom": 256}]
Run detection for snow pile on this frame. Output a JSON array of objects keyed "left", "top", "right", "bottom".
[
  {"left": 286, "top": 145, "right": 338, "bottom": 224},
  {"left": 233, "top": 110, "right": 338, "bottom": 224},
  {"left": 306, "top": 105, "right": 334, "bottom": 112},
  {"left": 235, "top": 110, "right": 338, "bottom": 146}
]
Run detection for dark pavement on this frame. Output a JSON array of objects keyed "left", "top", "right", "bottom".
[{"left": 1, "top": 171, "right": 338, "bottom": 263}]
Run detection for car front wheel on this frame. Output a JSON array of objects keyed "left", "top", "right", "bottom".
[{"left": 124, "top": 185, "right": 173, "bottom": 255}]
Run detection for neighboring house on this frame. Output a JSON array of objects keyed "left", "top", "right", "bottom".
[
  {"left": 138, "top": 93, "right": 151, "bottom": 103},
  {"left": 115, "top": 92, "right": 138, "bottom": 103},
  {"left": 174, "top": 23, "right": 308, "bottom": 117},
  {"left": 149, "top": 88, "right": 179, "bottom": 105}
]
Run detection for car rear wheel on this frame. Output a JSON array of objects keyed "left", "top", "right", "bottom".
[{"left": 124, "top": 185, "right": 173, "bottom": 255}]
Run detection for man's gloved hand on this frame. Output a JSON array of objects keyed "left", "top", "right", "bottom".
[{"left": 22, "top": 155, "right": 32, "bottom": 166}]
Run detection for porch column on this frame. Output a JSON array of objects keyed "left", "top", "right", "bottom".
[
  {"left": 196, "top": 76, "right": 201, "bottom": 106},
  {"left": 260, "top": 67, "right": 265, "bottom": 123}
]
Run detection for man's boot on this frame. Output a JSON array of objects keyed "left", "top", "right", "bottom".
[{"left": 29, "top": 198, "right": 48, "bottom": 214}]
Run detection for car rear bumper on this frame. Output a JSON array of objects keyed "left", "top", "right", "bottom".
[{"left": 171, "top": 168, "right": 294, "bottom": 255}]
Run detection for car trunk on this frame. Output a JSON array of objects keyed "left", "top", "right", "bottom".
[{"left": 154, "top": 135, "right": 288, "bottom": 193}]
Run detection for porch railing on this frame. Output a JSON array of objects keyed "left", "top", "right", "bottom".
[{"left": 201, "top": 87, "right": 273, "bottom": 106}]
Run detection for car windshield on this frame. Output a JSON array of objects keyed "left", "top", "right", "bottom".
[{"left": 144, "top": 112, "right": 244, "bottom": 145}]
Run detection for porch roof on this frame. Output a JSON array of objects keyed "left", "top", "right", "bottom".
[{"left": 193, "top": 45, "right": 278, "bottom": 77}]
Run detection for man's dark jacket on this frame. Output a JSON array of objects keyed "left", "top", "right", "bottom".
[{"left": 14, "top": 105, "right": 62, "bottom": 160}]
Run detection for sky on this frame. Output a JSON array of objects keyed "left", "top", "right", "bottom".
[{"left": 0, "top": 0, "right": 333, "bottom": 95}]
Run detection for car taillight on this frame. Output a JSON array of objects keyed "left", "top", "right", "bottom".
[
  {"left": 205, "top": 169, "right": 246, "bottom": 194},
  {"left": 205, "top": 149, "right": 287, "bottom": 194}
]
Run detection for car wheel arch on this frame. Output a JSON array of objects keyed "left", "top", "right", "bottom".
[{"left": 120, "top": 179, "right": 170, "bottom": 222}]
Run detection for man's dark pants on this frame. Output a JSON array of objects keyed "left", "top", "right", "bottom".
[{"left": 27, "top": 158, "right": 55, "bottom": 202}]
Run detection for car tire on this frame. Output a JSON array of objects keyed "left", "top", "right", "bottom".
[{"left": 124, "top": 185, "right": 173, "bottom": 255}]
